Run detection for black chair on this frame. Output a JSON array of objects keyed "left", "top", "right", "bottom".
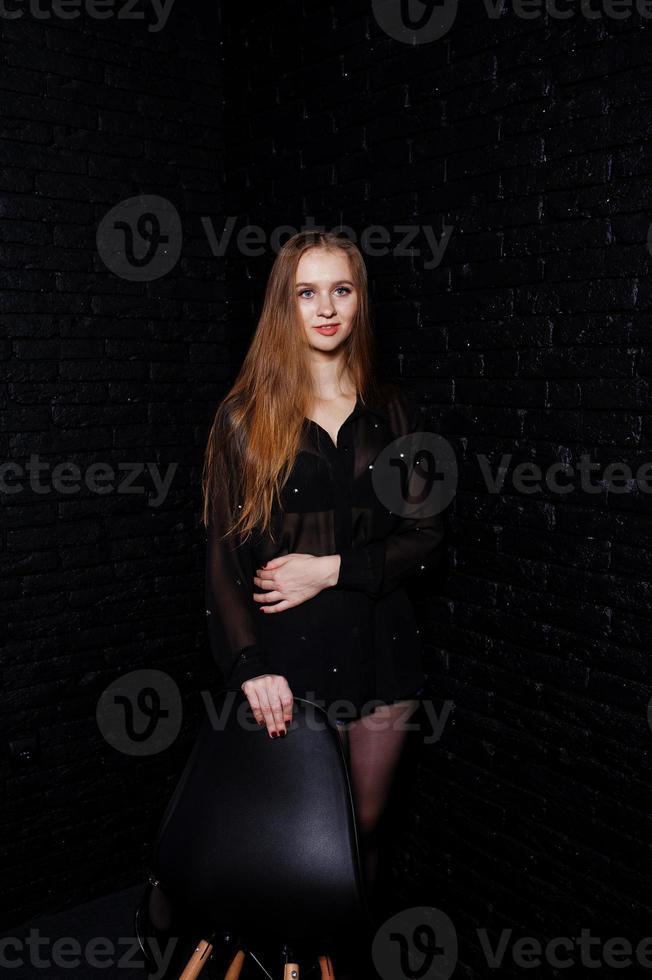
[{"left": 135, "top": 690, "right": 374, "bottom": 979}]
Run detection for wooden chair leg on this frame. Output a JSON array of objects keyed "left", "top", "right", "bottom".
[
  {"left": 178, "top": 940, "right": 247, "bottom": 980},
  {"left": 178, "top": 938, "right": 213, "bottom": 980},
  {"left": 318, "top": 954, "right": 334, "bottom": 979},
  {"left": 283, "top": 960, "right": 300, "bottom": 980},
  {"left": 178, "top": 938, "right": 215, "bottom": 980},
  {"left": 225, "top": 948, "right": 247, "bottom": 980}
]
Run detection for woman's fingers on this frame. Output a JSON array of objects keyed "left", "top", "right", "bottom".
[
  {"left": 258, "top": 555, "right": 292, "bottom": 570},
  {"left": 252, "top": 589, "right": 284, "bottom": 603},
  {"left": 254, "top": 565, "right": 281, "bottom": 583},
  {"left": 254, "top": 687, "right": 280, "bottom": 736},
  {"left": 260, "top": 599, "right": 294, "bottom": 613},
  {"left": 254, "top": 552, "right": 303, "bottom": 580},
  {"left": 244, "top": 686, "right": 266, "bottom": 727},
  {"left": 241, "top": 675, "right": 293, "bottom": 737},
  {"left": 279, "top": 684, "right": 294, "bottom": 726}
]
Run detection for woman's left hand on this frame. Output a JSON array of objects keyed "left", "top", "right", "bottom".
[{"left": 253, "top": 554, "right": 341, "bottom": 613}]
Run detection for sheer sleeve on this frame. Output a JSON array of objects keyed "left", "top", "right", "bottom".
[
  {"left": 335, "top": 395, "right": 447, "bottom": 598},
  {"left": 204, "top": 412, "right": 268, "bottom": 689}
]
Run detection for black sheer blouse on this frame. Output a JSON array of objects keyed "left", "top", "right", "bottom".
[{"left": 204, "top": 382, "right": 447, "bottom": 719}]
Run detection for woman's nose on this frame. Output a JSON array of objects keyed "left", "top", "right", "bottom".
[{"left": 317, "top": 294, "right": 336, "bottom": 315}]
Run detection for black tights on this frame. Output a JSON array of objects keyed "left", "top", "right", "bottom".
[{"left": 335, "top": 699, "right": 419, "bottom": 905}]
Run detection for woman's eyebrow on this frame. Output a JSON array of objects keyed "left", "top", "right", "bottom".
[{"left": 295, "top": 279, "right": 354, "bottom": 288}]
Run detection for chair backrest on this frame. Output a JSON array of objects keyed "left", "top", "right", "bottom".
[{"left": 151, "top": 691, "right": 370, "bottom": 948}]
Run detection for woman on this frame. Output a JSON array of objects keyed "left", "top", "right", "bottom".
[{"left": 201, "top": 230, "right": 446, "bottom": 921}]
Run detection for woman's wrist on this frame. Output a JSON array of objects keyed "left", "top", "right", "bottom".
[{"left": 320, "top": 554, "right": 341, "bottom": 588}]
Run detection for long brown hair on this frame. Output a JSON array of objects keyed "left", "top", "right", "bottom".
[{"left": 201, "top": 231, "right": 383, "bottom": 541}]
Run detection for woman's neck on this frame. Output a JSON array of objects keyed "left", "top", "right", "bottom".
[{"left": 308, "top": 352, "right": 355, "bottom": 401}]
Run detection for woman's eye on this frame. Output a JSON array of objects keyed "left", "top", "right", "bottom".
[{"left": 298, "top": 286, "right": 351, "bottom": 299}]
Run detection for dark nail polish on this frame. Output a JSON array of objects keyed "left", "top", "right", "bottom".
[
  {"left": 271, "top": 731, "right": 278, "bottom": 738},
  {"left": 280, "top": 730, "right": 287, "bottom": 737}
]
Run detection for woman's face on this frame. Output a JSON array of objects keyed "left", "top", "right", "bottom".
[{"left": 295, "top": 248, "right": 358, "bottom": 354}]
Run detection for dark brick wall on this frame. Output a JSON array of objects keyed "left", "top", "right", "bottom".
[
  {"left": 1, "top": 4, "right": 226, "bottom": 927},
  {"left": 221, "top": 2, "right": 651, "bottom": 976}
]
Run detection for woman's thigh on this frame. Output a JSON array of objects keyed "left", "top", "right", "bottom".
[{"left": 335, "top": 700, "right": 419, "bottom": 833}]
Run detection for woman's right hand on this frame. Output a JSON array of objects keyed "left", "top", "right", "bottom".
[{"left": 241, "top": 674, "right": 293, "bottom": 738}]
